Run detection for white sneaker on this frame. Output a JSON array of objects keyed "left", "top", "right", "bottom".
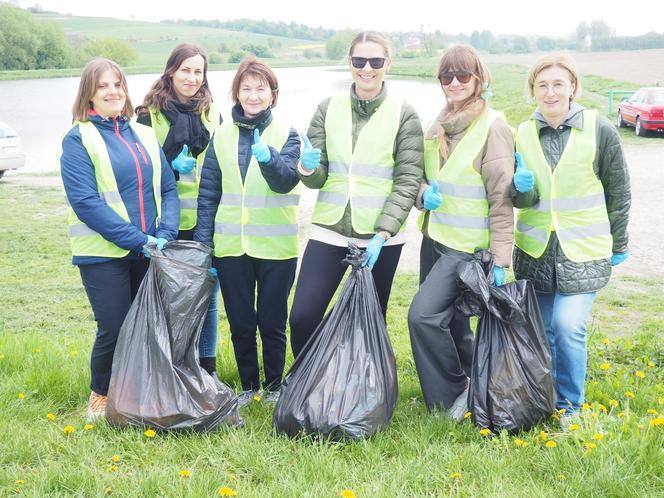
[
  {"left": 237, "top": 390, "right": 259, "bottom": 407},
  {"left": 448, "top": 385, "right": 469, "bottom": 422},
  {"left": 263, "top": 390, "right": 281, "bottom": 403}
]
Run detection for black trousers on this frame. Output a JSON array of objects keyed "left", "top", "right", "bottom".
[
  {"left": 215, "top": 255, "right": 297, "bottom": 391},
  {"left": 289, "top": 239, "right": 403, "bottom": 359},
  {"left": 409, "top": 238, "right": 474, "bottom": 410},
  {"left": 79, "top": 257, "right": 149, "bottom": 396}
]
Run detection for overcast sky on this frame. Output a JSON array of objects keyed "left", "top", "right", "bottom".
[{"left": 17, "top": 0, "right": 664, "bottom": 37}]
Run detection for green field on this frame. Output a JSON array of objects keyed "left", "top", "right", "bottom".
[{"left": 1, "top": 178, "right": 663, "bottom": 496}]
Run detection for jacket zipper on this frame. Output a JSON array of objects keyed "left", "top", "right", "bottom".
[
  {"left": 114, "top": 118, "right": 146, "bottom": 232},
  {"left": 135, "top": 141, "right": 149, "bottom": 166}
]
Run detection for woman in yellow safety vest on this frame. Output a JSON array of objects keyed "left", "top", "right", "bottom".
[
  {"left": 288, "top": 30, "right": 424, "bottom": 359},
  {"left": 136, "top": 44, "right": 222, "bottom": 377},
  {"left": 408, "top": 44, "right": 515, "bottom": 420},
  {"left": 194, "top": 56, "right": 301, "bottom": 406},
  {"left": 512, "top": 54, "right": 630, "bottom": 419},
  {"left": 60, "top": 58, "right": 179, "bottom": 420}
]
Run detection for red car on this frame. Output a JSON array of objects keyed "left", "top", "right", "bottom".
[{"left": 617, "top": 87, "right": 664, "bottom": 136}]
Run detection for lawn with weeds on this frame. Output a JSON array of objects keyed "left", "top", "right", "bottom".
[{"left": 1, "top": 182, "right": 663, "bottom": 496}]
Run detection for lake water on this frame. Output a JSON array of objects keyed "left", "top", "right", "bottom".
[{"left": 0, "top": 66, "right": 444, "bottom": 173}]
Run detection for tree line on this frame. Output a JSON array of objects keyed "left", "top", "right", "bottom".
[{"left": 0, "top": 4, "right": 137, "bottom": 71}]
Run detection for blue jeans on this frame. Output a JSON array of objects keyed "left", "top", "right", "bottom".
[
  {"left": 535, "top": 290, "right": 597, "bottom": 411},
  {"left": 198, "top": 281, "right": 219, "bottom": 358}
]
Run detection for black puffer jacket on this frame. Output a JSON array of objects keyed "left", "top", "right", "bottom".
[
  {"left": 299, "top": 83, "right": 423, "bottom": 238},
  {"left": 512, "top": 104, "right": 631, "bottom": 294}
]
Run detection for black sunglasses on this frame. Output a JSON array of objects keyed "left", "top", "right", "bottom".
[
  {"left": 351, "top": 57, "right": 387, "bottom": 69},
  {"left": 440, "top": 70, "right": 473, "bottom": 85}
]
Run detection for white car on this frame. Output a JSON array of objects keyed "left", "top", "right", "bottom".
[{"left": 0, "top": 122, "right": 26, "bottom": 179}]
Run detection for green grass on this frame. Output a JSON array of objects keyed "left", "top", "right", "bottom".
[{"left": 1, "top": 182, "right": 663, "bottom": 496}]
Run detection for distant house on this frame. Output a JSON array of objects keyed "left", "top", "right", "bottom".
[{"left": 403, "top": 36, "right": 422, "bottom": 49}]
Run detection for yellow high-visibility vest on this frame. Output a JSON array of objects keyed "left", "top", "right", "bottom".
[
  {"left": 149, "top": 103, "right": 218, "bottom": 230},
  {"left": 419, "top": 109, "right": 502, "bottom": 254},
  {"left": 311, "top": 93, "right": 403, "bottom": 234},
  {"left": 515, "top": 110, "right": 612, "bottom": 262},
  {"left": 212, "top": 121, "right": 300, "bottom": 259},
  {"left": 67, "top": 121, "right": 162, "bottom": 257}
]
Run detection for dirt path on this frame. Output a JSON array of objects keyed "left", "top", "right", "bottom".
[{"left": 3, "top": 142, "right": 662, "bottom": 279}]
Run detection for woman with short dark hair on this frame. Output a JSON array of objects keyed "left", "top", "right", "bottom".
[{"left": 194, "top": 56, "right": 301, "bottom": 406}]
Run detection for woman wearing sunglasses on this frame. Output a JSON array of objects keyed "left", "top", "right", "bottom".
[
  {"left": 288, "top": 31, "right": 424, "bottom": 359},
  {"left": 408, "top": 44, "right": 515, "bottom": 419},
  {"left": 512, "top": 54, "right": 630, "bottom": 420}
]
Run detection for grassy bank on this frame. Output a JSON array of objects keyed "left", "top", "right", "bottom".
[{"left": 1, "top": 178, "right": 663, "bottom": 496}]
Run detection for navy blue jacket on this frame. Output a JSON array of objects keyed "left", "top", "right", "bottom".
[
  {"left": 60, "top": 114, "right": 179, "bottom": 265},
  {"left": 194, "top": 105, "right": 301, "bottom": 248}
]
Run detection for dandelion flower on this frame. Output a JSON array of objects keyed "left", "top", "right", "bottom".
[
  {"left": 599, "top": 363, "right": 610, "bottom": 370},
  {"left": 545, "top": 440, "right": 557, "bottom": 448},
  {"left": 84, "top": 424, "right": 94, "bottom": 431},
  {"left": 179, "top": 469, "right": 191, "bottom": 478},
  {"left": 63, "top": 425, "right": 75, "bottom": 435},
  {"left": 650, "top": 417, "right": 664, "bottom": 427},
  {"left": 568, "top": 424, "right": 580, "bottom": 431},
  {"left": 70, "top": 350, "right": 79, "bottom": 357},
  {"left": 584, "top": 442, "right": 597, "bottom": 450},
  {"left": 18, "top": 392, "right": 25, "bottom": 399},
  {"left": 15, "top": 480, "right": 25, "bottom": 485},
  {"left": 592, "top": 433, "right": 603, "bottom": 441},
  {"left": 111, "top": 454, "right": 120, "bottom": 463},
  {"left": 602, "top": 338, "right": 610, "bottom": 345},
  {"left": 618, "top": 411, "right": 626, "bottom": 418},
  {"left": 463, "top": 411, "right": 472, "bottom": 419},
  {"left": 598, "top": 404, "right": 607, "bottom": 413},
  {"left": 624, "top": 391, "right": 635, "bottom": 399},
  {"left": 635, "top": 371, "right": 646, "bottom": 379},
  {"left": 104, "top": 487, "right": 112, "bottom": 494},
  {"left": 109, "top": 464, "right": 118, "bottom": 472},
  {"left": 557, "top": 473, "right": 566, "bottom": 481},
  {"left": 253, "top": 394, "right": 262, "bottom": 402},
  {"left": 47, "top": 413, "right": 56, "bottom": 421},
  {"left": 144, "top": 429, "right": 156, "bottom": 438},
  {"left": 582, "top": 403, "right": 591, "bottom": 411},
  {"left": 450, "top": 472, "right": 462, "bottom": 479},
  {"left": 638, "top": 423, "right": 645, "bottom": 430},
  {"left": 218, "top": 487, "right": 238, "bottom": 497},
  {"left": 341, "top": 490, "right": 356, "bottom": 498},
  {"left": 647, "top": 361, "right": 655, "bottom": 368},
  {"left": 647, "top": 409, "right": 658, "bottom": 415},
  {"left": 539, "top": 431, "right": 548, "bottom": 440},
  {"left": 479, "top": 428, "right": 492, "bottom": 436},
  {"left": 513, "top": 438, "right": 527, "bottom": 447},
  {"left": 609, "top": 399, "right": 619, "bottom": 408}
]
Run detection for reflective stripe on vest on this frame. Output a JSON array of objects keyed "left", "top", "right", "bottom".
[
  {"left": 515, "top": 110, "right": 612, "bottom": 262},
  {"left": 67, "top": 121, "right": 162, "bottom": 257},
  {"left": 418, "top": 108, "right": 501, "bottom": 254},
  {"left": 212, "top": 120, "right": 300, "bottom": 259},
  {"left": 311, "top": 93, "right": 403, "bottom": 234},
  {"left": 149, "top": 103, "right": 219, "bottom": 230}
]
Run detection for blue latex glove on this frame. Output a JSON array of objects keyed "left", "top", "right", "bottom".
[
  {"left": 142, "top": 235, "right": 167, "bottom": 258},
  {"left": 299, "top": 133, "right": 321, "bottom": 171},
  {"left": 423, "top": 181, "right": 443, "bottom": 211},
  {"left": 209, "top": 267, "right": 218, "bottom": 279},
  {"left": 363, "top": 234, "right": 386, "bottom": 269},
  {"left": 513, "top": 152, "right": 535, "bottom": 193},
  {"left": 172, "top": 144, "right": 196, "bottom": 174},
  {"left": 611, "top": 251, "right": 629, "bottom": 266},
  {"left": 251, "top": 128, "right": 272, "bottom": 163},
  {"left": 492, "top": 265, "right": 505, "bottom": 286}
]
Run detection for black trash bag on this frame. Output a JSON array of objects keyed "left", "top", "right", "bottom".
[
  {"left": 106, "top": 240, "right": 242, "bottom": 431},
  {"left": 273, "top": 244, "right": 398, "bottom": 441},
  {"left": 456, "top": 250, "right": 555, "bottom": 434}
]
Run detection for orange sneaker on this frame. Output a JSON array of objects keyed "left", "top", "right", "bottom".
[{"left": 86, "top": 391, "right": 108, "bottom": 421}]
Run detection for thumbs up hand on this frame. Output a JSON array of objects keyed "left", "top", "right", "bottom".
[
  {"left": 299, "top": 133, "right": 321, "bottom": 171},
  {"left": 513, "top": 152, "right": 535, "bottom": 193},
  {"left": 172, "top": 144, "right": 197, "bottom": 174},
  {"left": 251, "top": 128, "right": 272, "bottom": 163},
  {"left": 423, "top": 181, "right": 443, "bottom": 211}
]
